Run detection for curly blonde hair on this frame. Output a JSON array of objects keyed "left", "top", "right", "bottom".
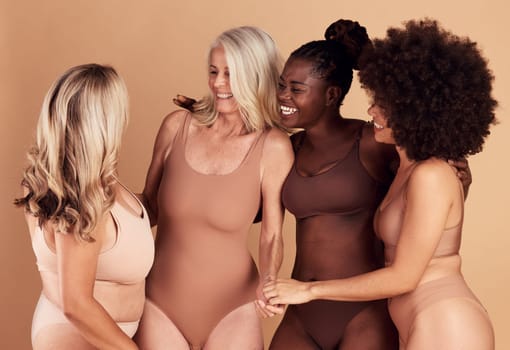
[{"left": 15, "top": 64, "right": 129, "bottom": 241}]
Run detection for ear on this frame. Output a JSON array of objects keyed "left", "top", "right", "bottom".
[{"left": 325, "top": 86, "right": 342, "bottom": 106}]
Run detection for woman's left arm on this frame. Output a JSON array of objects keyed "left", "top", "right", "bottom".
[
  {"left": 256, "top": 128, "right": 294, "bottom": 317},
  {"left": 265, "top": 161, "right": 456, "bottom": 305}
]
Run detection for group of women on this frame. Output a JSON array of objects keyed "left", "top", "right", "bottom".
[{"left": 16, "top": 16, "right": 496, "bottom": 350}]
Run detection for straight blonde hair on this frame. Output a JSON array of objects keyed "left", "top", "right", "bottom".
[
  {"left": 193, "top": 26, "right": 283, "bottom": 132},
  {"left": 15, "top": 64, "right": 129, "bottom": 241}
]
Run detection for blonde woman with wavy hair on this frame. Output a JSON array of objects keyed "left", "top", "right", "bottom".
[
  {"left": 135, "top": 26, "right": 294, "bottom": 349},
  {"left": 15, "top": 63, "right": 154, "bottom": 350}
]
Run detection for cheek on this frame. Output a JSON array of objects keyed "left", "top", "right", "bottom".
[{"left": 208, "top": 77, "right": 215, "bottom": 90}]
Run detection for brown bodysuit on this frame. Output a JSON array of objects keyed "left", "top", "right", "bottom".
[
  {"left": 136, "top": 114, "right": 267, "bottom": 349},
  {"left": 272, "top": 123, "right": 398, "bottom": 349},
  {"left": 374, "top": 162, "right": 494, "bottom": 349}
]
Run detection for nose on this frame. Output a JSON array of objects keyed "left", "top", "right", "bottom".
[
  {"left": 213, "top": 73, "right": 228, "bottom": 88},
  {"left": 278, "top": 86, "right": 291, "bottom": 101},
  {"left": 367, "top": 104, "right": 376, "bottom": 116}
]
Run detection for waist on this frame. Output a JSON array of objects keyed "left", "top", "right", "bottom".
[
  {"left": 147, "top": 255, "right": 259, "bottom": 315},
  {"left": 396, "top": 254, "right": 463, "bottom": 287},
  {"left": 293, "top": 245, "right": 383, "bottom": 281},
  {"left": 149, "top": 241, "right": 258, "bottom": 285},
  {"left": 40, "top": 272, "right": 146, "bottom": 322}
]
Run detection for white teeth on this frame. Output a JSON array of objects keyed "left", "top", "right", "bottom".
[
  {"left": 280, "top": 105, "right": 298, "bottom": 116},
  {"left": 217, "top": 93, "right": 233, "bottom": 99},
  {"left": 373, "top": 121, "right": 384, "bottom": 129}
]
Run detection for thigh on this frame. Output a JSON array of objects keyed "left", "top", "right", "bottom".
[
  {"left": 340, "top": 301, "right": 398, "bottom": 350},
  {"left": 407, "top": 298, "right": 494, "bottom": 350},
  {"left": 269, "top": 306, "right": 319, "bottom": 350},
  {"left": 133, "top": 299, "right": 190, "bottom": 350},
  {"left": 204, "top": 302, "right": 263, "bottom": 350},
  {"left": 33, "top": 323, "right": 95, "bottom": 350}
]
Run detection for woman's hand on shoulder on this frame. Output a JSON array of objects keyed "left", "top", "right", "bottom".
[
  {"left": 173, "top": 94, "right": 197, "bottom": 112},
  {"left": 448, "top": 158, "right": 472, "bottom": 199}
]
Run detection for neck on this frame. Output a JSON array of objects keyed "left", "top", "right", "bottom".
[
  {"left": 396, "top": 146, "right": 415, "bottom": 170},
  {"left": 303, "top": 111, "right": 345, "bottom": 147},
  {"left": 214, "top": 111, "right": 247, "bottom": 136}
]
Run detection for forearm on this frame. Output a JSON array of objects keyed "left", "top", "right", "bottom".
[
  {"left": 63, "top": 298, "right": 138, "bottom": 350},
  {"left": 258, "top": 231, "right": 283, "bottom": 280},
  {"left": 309, "top": 267, "right": 414, "bottom": 302}
]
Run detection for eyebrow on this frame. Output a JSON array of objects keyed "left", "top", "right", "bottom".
[
  {"left": 209, "top": 64, "right": 229, "bottom": 71},
  {"left": 279, "top": 76, "right": 308, "bottom": 86}
]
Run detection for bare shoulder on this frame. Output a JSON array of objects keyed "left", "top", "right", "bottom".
[
  {"left": 263, "top": 127, "right": 292, "bottom": 152},
  {"left": 410, "top": 158, "right": 457, "bottom": 188},
  {"left": 261, "top": 128, "right": 294, "bottom": 169},
  {"left": 152, "top": 109, "right": 189, "bottom": 156},
  {"left": 159, "top": 109, "right": 188, "bottom": 136}
]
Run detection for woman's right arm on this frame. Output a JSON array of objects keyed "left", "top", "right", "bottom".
[
  {"left": 141, "top": 110, "right": 186, "bottom": 226},
  {"left": 55, "top": 216, "right": 138, "bottom": 350}
]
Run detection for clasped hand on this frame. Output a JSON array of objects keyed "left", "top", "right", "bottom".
[{"left": 262, "top": 278, "right": 313, "bottom": 307}]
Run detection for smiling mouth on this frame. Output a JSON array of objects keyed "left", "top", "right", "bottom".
[
  {"left": 373, "top": 120, "right": 384, "bottom": 129},
  {"left": 280, "top": 105, "right": 298, "bottom": 116},
  {"left": 217, "top": 93, "right": 233, "bottom": 99}
]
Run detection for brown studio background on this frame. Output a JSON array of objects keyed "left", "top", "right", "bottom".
[{"left": 1, "top": 0, "right": 509, "bottom": 348}]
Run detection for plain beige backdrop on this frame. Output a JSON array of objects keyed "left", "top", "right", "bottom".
[{"left": 1, "top": 0, "right": 508, "bottom": 348}]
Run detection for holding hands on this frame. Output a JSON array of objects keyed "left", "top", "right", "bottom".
[
  {"left": 255, "top": 276, "right": 286, "bottom": 318},
  {"left": 263, "top": 278, "right": 313, "bottom": 306}
]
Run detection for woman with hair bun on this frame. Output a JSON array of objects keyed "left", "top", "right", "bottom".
[
  {"left": 15, "top": 63, "right": 154, "bottom": 349},
  {"left": 264, "top": 19, "right": 495, "bottom": 349},
  {"left": 267, "top": 19, "right": 400, "bottom": 350}
]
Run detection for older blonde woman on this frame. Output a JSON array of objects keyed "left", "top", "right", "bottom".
[
  {"left": 16, "top": 64, "right": 154, "bottom": 349},
  {"left": 134, "top": 26, "right": 294, "bottom": 350}
]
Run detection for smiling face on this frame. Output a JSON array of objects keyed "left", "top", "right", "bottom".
[
  {"left": 368, "top": 104, "right": 395, "bottom": 145},
  {"left": 277, "top": 58, "right": 331, "bottom": 129},
  {"left": 208, "top": 45, "right": 238, "bottom": 115}
]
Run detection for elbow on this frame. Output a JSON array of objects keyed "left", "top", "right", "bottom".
[
  {"left": 61, "top": 294, "right": 87, "bottom": 322},
  {"left": 62, "top": 302, "right": 80, "bottom": 322}
]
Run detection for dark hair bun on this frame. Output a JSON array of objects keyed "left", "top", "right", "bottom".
[{"left": 324, "top": 19, "right": 371, "bottom": 69}]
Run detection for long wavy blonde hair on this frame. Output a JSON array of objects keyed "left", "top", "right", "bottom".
[
  {"left": 192, "top": 26, "right": 283, "bottom": 132},
  {"left": 15, "top": 64, "right": 129, "bottom": 241}
]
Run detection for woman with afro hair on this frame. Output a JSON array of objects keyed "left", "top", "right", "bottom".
[{"left": 264, "top": 19, "right": 496, "bottom": 349}]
